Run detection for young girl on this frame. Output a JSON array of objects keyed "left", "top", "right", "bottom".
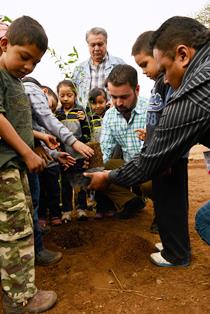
[{"left": 56, "top": 80, "right": 91, "bottom": 221}]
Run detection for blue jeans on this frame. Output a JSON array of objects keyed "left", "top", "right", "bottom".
[
  {"left": 195, "top": 201, "right": 210, "bottom": 245},
  {"left": 27, "top": 172, "right": 44, "bottom": 253}
]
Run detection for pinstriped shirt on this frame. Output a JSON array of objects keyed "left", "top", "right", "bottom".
[
  {"left": 109, "top": 41, "right": 210, "bottom": 186},
  {"left": 100, "top": 97, "right": 148, "bottom": 163}
]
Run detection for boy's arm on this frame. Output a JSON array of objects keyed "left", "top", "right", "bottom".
[
  {"left": 26, "top": 85, "right": 94, "bottom": 158},
  {"left": 33, "top": 130, "right": 59, "bottom": 150},
  {"left": 0, "top": 114, "right": 46, "bottom": 172}
]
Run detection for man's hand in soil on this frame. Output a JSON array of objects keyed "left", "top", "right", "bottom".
[{"left": 84, "top": 170, "right": 111, "bottom": 190}]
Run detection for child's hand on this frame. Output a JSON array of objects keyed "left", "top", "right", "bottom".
[
  {"left": 77, "top": 111, "right": 86, "bottom": 120},
  {"left": 22, "top": 150, "right": 47, "bottom": 172},
  {"left": 42, "top": 134, "right": 60, "bottom": 150},
  {"left": 135, "top": 128, "right": 146, "bottom": 141},
  {"left": 72, "top": 140, "right": 94, "bottom": 158},
  {"left": 57, "top": 152, "right": 76, "bottom": 170}
]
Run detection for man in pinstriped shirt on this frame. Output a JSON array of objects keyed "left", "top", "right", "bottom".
[{"left": 85, "top": 16, "right": 210, "bottom": 267}]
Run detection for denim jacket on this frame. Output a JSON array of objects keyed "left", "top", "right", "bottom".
[{"left": 72, "top": 53, "right": 125, "bottom": 108}]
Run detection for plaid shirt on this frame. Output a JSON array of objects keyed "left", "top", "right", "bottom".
[
  {"left": 89, "top": 55, "right": 107, "bottom": 90},
  {"left": 100, "top": 97, "right": 148, "bottom": 163}
]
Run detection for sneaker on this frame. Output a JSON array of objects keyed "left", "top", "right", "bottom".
[
  {"left": 155, "top": 242, "right": 163, "bottom": 252},
  {"left": 3, "top": 290, "right": 57, "bottom": 313},
  {"left": 36, "top": 248, "right": 63, "bottom": 266},
  {"left": 51, "top": 217, "right": 62, "bottom": 226},
  {"left": 77, "top": 209, "right": 88, "bottom": 221},
  {"left": 61, "top": 211, "right": 71, "bottom": 223},
  {"left": 150, "top": 252, "right": 190, "bottom": 267}
]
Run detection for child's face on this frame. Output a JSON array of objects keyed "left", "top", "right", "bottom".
[
  {"left": 58, "top": 84, "right": 76, "bottom": 111},
  {"left": 91, "top": 94, "right": 107, "bottom": 115},
  {"left": 0, "top": 39, "right": 44, "bottom": 78},
  {"left": 134, "top": 51, "right": 159, "bottom": 81}
]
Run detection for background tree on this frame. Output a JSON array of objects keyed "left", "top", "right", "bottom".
[{"left": 194, "top": 2, "right": 210, "bottom": 27}]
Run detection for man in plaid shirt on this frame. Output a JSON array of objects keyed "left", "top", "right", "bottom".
[{"left": 100, "top": 64, "right": 153, "bottom": 219}]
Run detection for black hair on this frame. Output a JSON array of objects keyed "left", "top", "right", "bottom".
[
  {"left": 105, "top": 64, "right": 138, "bottom": 91},
  {"left": 88, "top": 87, "right": 107, "bottom": 104},
  {"left": 150, "top": 16, "right": 209, "bottom": 59},
  {"left": 56, "top": 79, "right": 77, "bottom": 96},
  {"left": 132, "top": 31, "right": 154, "bottom": 57},
  {"left": 22, "top": 76, "right": 42, "bottom": 87},
  {"left": 42, "top": 85, "right": 58, "bottom": 103},
  {"left": 6, "top": 15, "right": 48, "bottom": 53}
]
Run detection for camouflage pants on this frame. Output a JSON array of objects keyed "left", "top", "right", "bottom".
[{"left": 0, "top": 168, "right": 37, "bottom": 304}]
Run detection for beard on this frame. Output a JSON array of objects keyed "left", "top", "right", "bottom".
[{"left": 116, "top": 97, "right": 137, "bottom": 114}]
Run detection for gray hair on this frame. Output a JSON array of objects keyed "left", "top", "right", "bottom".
[{"left": 86, "top": 27, "right": 107, "bottom": 43}]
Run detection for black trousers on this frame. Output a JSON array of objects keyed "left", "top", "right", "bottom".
[
  {"left": 38, "top": 165, "right": 61, "bottom": 219},
  {"left": 152, "top": 158, "right": 190, "bottom": 264}
]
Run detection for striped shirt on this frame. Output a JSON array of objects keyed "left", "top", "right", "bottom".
[
  {"left": 100, "top": 97, "right": 148, "bottom": 163},
  {"left": 109, "top": 41, "right": 210, "bottom": 186}
]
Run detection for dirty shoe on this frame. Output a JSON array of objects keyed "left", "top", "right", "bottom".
[
  {"left": 36, "top": 248, "right": 63, "bottom": 266},
  {"left": 25, "top": 290, "right": 57, "bottom": 312},
  {"left": 3, "top": 290, "right": 57, "bottom": 313}
]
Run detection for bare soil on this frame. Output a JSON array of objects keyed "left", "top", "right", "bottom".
[{"left": 1, "top": 145, "right": 210, "bottom": 314}]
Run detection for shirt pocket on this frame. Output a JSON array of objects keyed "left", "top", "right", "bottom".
[{"left": 6, "top": 92, "right": 32, "bottom": 129}]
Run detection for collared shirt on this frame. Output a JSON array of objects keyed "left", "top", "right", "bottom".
[
  {"left": 109, "top": 41, "right": 210, "bottom": 186},
  {"left": 89, "top": 54, "right": 107, "bottom": 90},
  {"left": 72, "top": 53, "right": 125, "bottom": 108},
  {"left": 100, "top": 97, "right": 148, "bottom": 163}
]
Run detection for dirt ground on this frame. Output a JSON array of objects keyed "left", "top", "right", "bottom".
[{"left": 1, "top": 145, "right": 210, "bottom": 314}]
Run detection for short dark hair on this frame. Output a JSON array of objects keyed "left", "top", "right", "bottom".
[
  {"left": 132, "top": 31, "right": 154, "bottom": 57},
  {"left": 22, "top": 76, "right": 42, "bottom": 87},
  {"left": 42, "top": 85, "right": 58, "bottom": 103},
  {"left": 7, "top": 15, "right": 48, "bottom": 53},
  {"left": 105, "top": 64, "right": 138, "bottom": 91},
  {"left": 56, "top": 79, "right": 77, "bottom": 96},
  {"left": 88, "top": 87, "right": 107, "bottom": 104},
  {"left": 150, "top": 16, "right": 209, "bottom": 59}
]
